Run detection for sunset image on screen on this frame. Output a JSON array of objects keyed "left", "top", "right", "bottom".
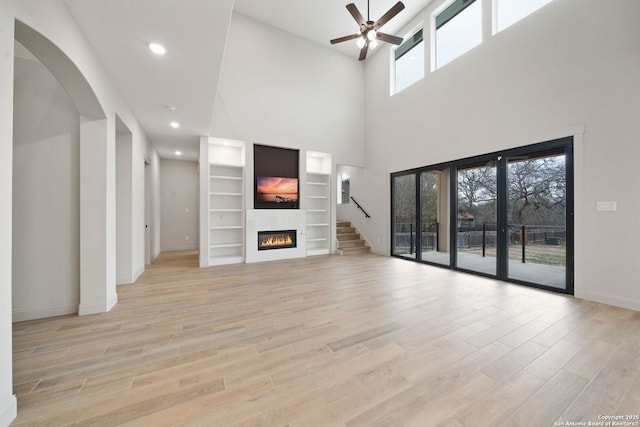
[{"left": 256, "top": 176, "right": 298, "bottom": 203}]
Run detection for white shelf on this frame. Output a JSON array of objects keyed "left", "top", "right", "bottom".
[
  {"left": 210, "top": 243, "right": 243, "bottom": 249},
  {"left": 307, "top": 248, "right": 330, "bottom": 256},
  {"left": 210, "top": 163, "right": 244, "bottom": 169},
  {"left": 208, "top": 151, "right": 245, "bottom": 265},
  {"left": 210, "top": 192, "right": 243, "bottom": 197},
  {"left": 210, "top": 175, "right": 243, "bottom": 181},
  {"left": 209, "top": 255, "right": 244, "bottom": 266},
  {"left": 304, "top": 164, "right": 331, "bottom": 256}
]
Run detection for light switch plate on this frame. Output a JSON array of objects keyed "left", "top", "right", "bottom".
[{"left": 597, "top": 201, "right": 617, "bottom": 211}]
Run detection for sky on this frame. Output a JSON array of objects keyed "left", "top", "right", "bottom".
[{"left": 257, "top": 176, "right": 298, "bottom": 194}]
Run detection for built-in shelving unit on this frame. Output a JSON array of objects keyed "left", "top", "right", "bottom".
[
  {"left": 207, "top": 140, "right": 246, "bottom": 266},
  {"left": 305, "top": 151, "right": 332, "bottom": 256}
]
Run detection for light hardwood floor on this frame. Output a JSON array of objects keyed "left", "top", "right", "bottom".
[{"left": 11, "top": 251, "right": 640, "bottom": 426}]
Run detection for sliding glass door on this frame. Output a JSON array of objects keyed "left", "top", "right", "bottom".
[
  {"left": 506, "top": 149, "right": 568, "bottom": 288},
  {"left": 392, "top": 173, "right": 417, "bottom": 259},
  {"left": 420, "top": 169, "right": 450, "bottom": 266},
  {"left": 391, "top": 138, "right": 573, "bottom": 294},
  {"left": 456, "top": 160, "right": 497, "bottom": 276}
]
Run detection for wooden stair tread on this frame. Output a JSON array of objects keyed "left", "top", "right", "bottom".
[{"left": 336, "top": 221, "right": 370, "bottom": 255}]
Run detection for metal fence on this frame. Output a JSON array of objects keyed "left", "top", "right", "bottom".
[
  {"left": 394, "top": 223, "right": 565, "bottom": 261},
  {"left": 394, "top": 222, "right": 439, "bottom": 254}
]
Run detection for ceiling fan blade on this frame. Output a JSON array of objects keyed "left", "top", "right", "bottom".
[
  {"left": 330, "top": 33, "right": 361, "bottom": 44},
  {"left": 377, "top": 32, "right": 403, "bottom": 45},
  {"left": 374, "top": 1, "right": 405, "bottom": 29},
  {"left": 359, "top": 40, "right": 369, "bottom": 61},
  {"left": 346, "top": 3, "right": 366, "bottom": 26}
]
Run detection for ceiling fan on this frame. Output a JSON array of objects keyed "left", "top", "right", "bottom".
[{"left": 330, "top": 0, "right": 406, "bottom": 61}]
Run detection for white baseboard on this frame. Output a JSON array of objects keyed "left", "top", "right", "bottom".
[
  {"left": 0, "top": 394, "right": 17, "bottom": 426},
  {"left": 107, "top": 293, "right": 117, "bottom": 312},
  {"left": 78, "top": 302, "right": 106, "bottom": 316},
  {"left": 12, "top": 304, "right": 77, "bottom": 322},
  {"left": 161, "top": 245, "right": 197, "bottom": 252},
  {"left": 116, "top": 274, "right": 133, "bottom": 285},
  {"left": 132, "top": 265, "right": 144, "bottom": 282},
  {"left": 79, "top": 292, "right": 117, "bottom": 316},
  {"left": 582, "top": 291, "right": 640, "bottom": 312},
  {"left": 117, "top": 264, "right": 145, "bottom": 285}
]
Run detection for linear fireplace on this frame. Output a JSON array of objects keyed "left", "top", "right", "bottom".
[
  {"left": 258, "top": 230, "right": 297, "bottom": 251},
  {"left": 246, "top": 210, "right": 306, "bottom": 263}
]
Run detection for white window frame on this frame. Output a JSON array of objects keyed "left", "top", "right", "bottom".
[
  {"left": 431, "top": 0, "right": 483, "bottom": 71},
  {"left": 492, "top": 0, "right": 553, "bottom": 34},
  {"left": 391, "top": 24, "right": 425, "bottom": 95}
]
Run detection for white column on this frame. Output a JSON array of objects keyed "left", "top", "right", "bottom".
[
  {"left": 0, "top": 1, "right": 17, "bottom": 423},
  {"left": 199, "top": 136, "right": 209, "bottom": 268},
  {"left": 79, "top": 117, "right": 117, "bottom": 315},
  {"left": 116, "top": 128, "right": 133, "bottom": 284}
]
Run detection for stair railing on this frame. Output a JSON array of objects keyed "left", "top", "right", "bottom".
[{"left": 350, "top": 196, "right": 371, "bottom": 218}]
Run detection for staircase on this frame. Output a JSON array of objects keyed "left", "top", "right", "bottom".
[{"left": 336, "top": 221, "right": 370, "bottom": 255}]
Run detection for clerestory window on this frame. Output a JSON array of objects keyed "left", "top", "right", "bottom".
[{"left": 434, "top": 0, "right": 482, "bottom": 69}]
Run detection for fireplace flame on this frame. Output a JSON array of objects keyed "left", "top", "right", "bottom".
[{"left": 260, "top": 234, "right": 294, "bottom": 248}]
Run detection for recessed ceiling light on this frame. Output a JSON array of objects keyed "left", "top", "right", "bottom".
[
  {"left": 149, "top": 43, "right": 166, "bottom": 55},
  {"left": 170, "top": 121, "right": 180, "bottom": 129},
  {"left": 175, "top": 151, "right": 182, "bottom": 156}
]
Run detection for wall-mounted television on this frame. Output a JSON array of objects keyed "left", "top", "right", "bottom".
[{"left": 255, "top": 176, "right": 299, "bottom": 209}]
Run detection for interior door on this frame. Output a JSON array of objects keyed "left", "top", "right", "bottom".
[{"left": 144, "top": 161, "right": 151, "bottom": 265}]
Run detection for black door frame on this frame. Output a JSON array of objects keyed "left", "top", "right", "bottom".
[{"left": 391, "top": 137, "right": 574, "bottom": 295}]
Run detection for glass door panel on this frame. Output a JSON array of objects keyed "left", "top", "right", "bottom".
[
  {"left": 456, "top": 161, "right": 497, "bottom": 275},
  {"left": 392, "top": 174, "right": 417, "bottom": 259},
  {"left": 420, "top": 169, "right": 449, "bottom": 265},
  {"left": 507, "top": 152, "right": 567, "bottom": 288}
]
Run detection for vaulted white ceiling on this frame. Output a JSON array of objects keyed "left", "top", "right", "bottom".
[{"left": 62, "top": 0, "right": 433, "bottom": 161}]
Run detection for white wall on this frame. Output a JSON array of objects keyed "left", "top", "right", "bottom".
[
  {"left": 1, "top": 1, "right": 161, "bottom": 422},
  {"left": 148, "top": 148, "right": 162, "bottom": 261},
  {"left": 212, "top": 12, "right": 365, "bottom": 167},
  {"left": 12, "top": 55, "right": 80, "bottom": 321},
  {"left": 0, "top": 0, "right": 17, "bottom": 422},
  {"left": 336, "top": 164, "right": 378, "bottom": 249},
  {"left": 363, "top": 0, "right": 640, "bottom": 310},
  {"left": 160, "top": 159, "right": 198, "bottom": 251},
  {"left": 116, "top": 122, "right": 133, "bottom": 285},
  {"left": 116, "top": 116, "right": 146, "bottom": 284}
]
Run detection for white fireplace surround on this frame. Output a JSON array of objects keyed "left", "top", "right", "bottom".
[{"left": 246, "top": 210, "right": 307, "bottom": 263}]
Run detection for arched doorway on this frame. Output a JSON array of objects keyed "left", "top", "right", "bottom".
[{"left": 13, "top": 20, "right": 115, "bottom": 320}]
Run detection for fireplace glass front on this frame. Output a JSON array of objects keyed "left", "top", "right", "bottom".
[{"left": 257, "top": 230, "right": 297, "bottom": 250}]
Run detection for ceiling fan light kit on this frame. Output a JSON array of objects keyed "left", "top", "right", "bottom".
[{"left": 330, "top": 0, "right": 405, "bottom": 60}]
